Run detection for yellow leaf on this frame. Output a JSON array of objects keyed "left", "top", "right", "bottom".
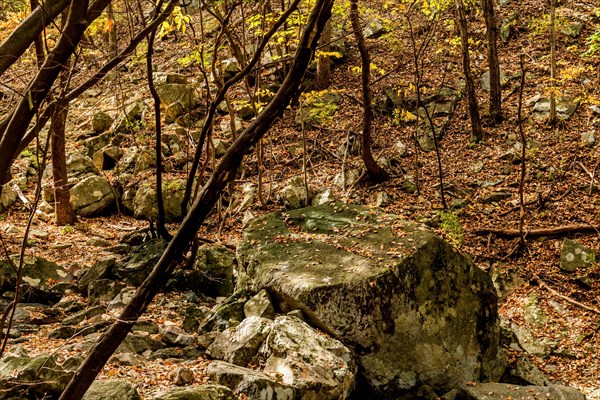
[{"left": 104, "top": 19, "right": 115, "bottom": 33}]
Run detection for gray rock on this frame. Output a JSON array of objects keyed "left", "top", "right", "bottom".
[
  {"left": 482, "top": 191, "right": 512, "bottom": 203},
  {"left": 107, "top": 287, "right": 136, "bottom": 316},
  {"left": 0, "top": 256, "right": 72, "bottom": 298},
  {"left": 532, "top": 97, "right": 580, "bottom": 120},
  {"left": 0, "top": 184, "right": 17, "bottom": 213},
  {"left": 500, "top": 14, "right": 518, "bottom": 43},
  {"left": 198, "top": 292, "right": 248, "bottom": 334},
  {"left": 81, "top": 132, "right": 112, "bottom": 158},
  {"left": 133, "top": 179, "right": 186, "bottom": 222},
  {"left": 295, "top": 92, "right": 341, "bottom": 129},
  {"left": 93, "top": 145, "right": 123, "bottom": 170},
  {"left": 511, "top": 322, "right": 555, "bottom": 358},
  {"left": 70, "top": 175, "right": 116, "bottom": 216},
  {"left": 220, "top": 116, "right": 243, "bottom": 138},
  {"left": 211, "top": 138, "right": 230, "bottom": 158},
  {"left": 312, "top": 189, "right": 336, "bottom": 206},
  {"left": 114, "top": 102, "right": 147, "bottom": 133},
  {"left": 560, "top": 239, "right": 595, "bottom": 272},
  {"left": 561, "top": 21, "right": 584, "bottom": 38},
  {"left": 78, "top": 255, "right": 117, "bottom": 292},
  {"left": 590, "top": 105, "right": 600, "bottom": 116},
  {"left": 156, "top": 84, "right": 198, "bottom": 123},
  {"left": 196, "top": 244, "right": 235, "bottom": 297},
  {"left": 363, "top": 17, "right": 387, "bottom": 39},
  {"left": 113, "top": 239, "right": 167, "bottom": 286},
  {"left": 92, "top": 112, "right": 114, "bottom": 133},
  {"left": 134, "top": 148, "right": 156, "bottom": 174},
  {"left": 221, "top": 58, "right": 241, "bottom": 81},
  {"left": 152, "top": 384, "right": 236, "bottom": 400},
  {"left": 168, "top": 367, "right": 195, "bottom": 386},
  {"left": 207, "top": 360, "right": 296, "bottom": 400},
  {"left": 376, "top": 191, "right": 390, "bottom": 207},
  {"left": 0, "top": 354, "right": 73, "bottom": 398},
  {"left": 153, "top": 72, "right": 187, "bottom": 85},
  {"left": 334, "top": 168, "right": 361, "bottom": 189},
  {"left": 581, "top": 131, "right": 596, "bottom": 147},
  {"left": 208, "top": 316, "right": 273, "bottom": 366},
  {"left": 117, "top": 331, "right": 165, "bottom": 354},
  {"left": 524, "top": 292, "right": 546, "bottom": 325},
  {"left": 260, "top": 315, "right": 356, "bottom": 400},
  {"left": 399, "top": 178, "right": 418, "bottom": 193},
  {"left": 501, "top": 350, "right": 549, "bottom": 386},
  {"left": 395, "top": 140, "right": 407, "bottom": 157},
  {"left": 459, "top": 383, "right": 585, "bottom": 400},
  {"left": 244, "top": 290, "right": 275, "bottom": 319},
  {"left": 238, "top": 204, "right": 501, "bottom": 397},
  {"left": 82, "top": 379, "right": 142, "bottom": 400},
  {"left": 281, "top": 176, "right": 314, "bottom": 209},
  {"left": 481, "top": 69, "right": 509, "bottom": 92}
]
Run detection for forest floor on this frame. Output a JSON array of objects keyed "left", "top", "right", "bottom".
[{"left": 0, "top": 0, "right": 599, "bottom": 398}]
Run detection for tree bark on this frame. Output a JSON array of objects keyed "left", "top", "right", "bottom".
[
  {"left": 454, "top": 0, "right": 483, "bottom": 142},
  {"left": 315, "top": 18, "right": 332, "bottom": 89},
  {"left": 549, "top": 0, "right": 557, "bottom": 124},
  {"left": 0, "top": 0, "right": 70, "bottom": 77},
  {"left": 482, "top": 0, "right": 501, "bottom": 122},
  {"left": 59, "top": 2, "right": 334, "bottom": 399},
  {"left": 350, "top": 0, "right": 388, "bottom": 183}
]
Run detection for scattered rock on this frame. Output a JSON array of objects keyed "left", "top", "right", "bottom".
[
  {"left": 0, "top": 184, "right": 18, "bottom": 213},
  {"left": 113, "top": 239, "right": 167, "bottom": 286},
  {"left": 207, "top": 360, "right": 296, "bottom": 400},
  {"left": 244, "top": 289, "right": 275, "bottom": 319},
  {"left": 363, "top": 17, "right": 387, "bottom": 39},
  {"left": 107, "top": 287, "right": 136, "bottom": 316},
  {"left": 153, "top": 384, "right": 236, "bottom": 400},
  {"left": 198, "top": 292, "right": 247, "bottom": 334},
  {"left": 312, "top": 189, "right": 336, "bottom": 206},
  {"left": 532, "top": 97, "right": 579, "bottom": 120},
  {"left": 168, "top": 367, "right": 195, "bottom": 386},
  {"left": 581, "top": 131, "right": 596, "bottom": 147},
  {"left": 481, "top": 69, "right": 509, "bottom": 92},
  {"left": 207, "top": 316, "right": 273, "bottom": 366},
  {"left": 70, "top": 175, "right": 116, "bottom": 216},
  {"left": 0, "top": 354, "right": 73, "bottom": 398},
  {"left": 458, "top": 383, "right": 585, "bottom": 400},
  {"left": 334, "top": 168, "right": 361, "bottom": 189},
  {"left": 560, "top": 239, "right": 595, "bottom": 273},
  {"left": 375, "top": 191, "right": 390, "bottom": 207},
  {"left": 281, "top": 176, "right": 314, "bottom": 209},
  {"left": 78, "top": 255, "right": 117, "bottom": 292},
  {"left": 482, "top": 191, "right": 512, "bottom": 203},
  {"left": 561, "top": 21, "right": 584, "bottom": 38},
  {"left": 92, "top": 112, "right": 114, "bottom": 133},
  {"left": 524, "top": 292, "right": 546, "bottom": 325},
  {"left": 89, "top": 279, "right": 126, "bottom": 306},
  {"left": 395, "top": 140, "right": 407, "bottom": 157}
]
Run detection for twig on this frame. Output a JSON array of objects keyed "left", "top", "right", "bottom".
[
  {"left": 537, "top": 278, "right": 600, "bottom": 315},
  {"left": 474, "top": 224, "right": 600, "bottom": 238}
]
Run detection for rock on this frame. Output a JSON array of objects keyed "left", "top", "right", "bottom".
[
  {"left": 78, "top": 255, "right": 117, "bottom": 292},
  {"left": 481, "top": 69, "right": 509, "bottom": 92},
  {"left": 211, "top": 138, "right": 230, "bottom": 158},
  {"left": 117, "top": 331, "right": 165, "bottom": 354},
  {"left": 561, "top": 21, "right": 584, "bottom": 38},
  {"left": 152, "top": 384, "right": 236, "bottom": 400},
  {"left": 524, "top": 292, "right": 546, "bottom": 325},
  {"left": 295, "top": 92, "right": 341, "bottom": 129},
  {"left": 207, "top": 360, "right": 296, "bottom": 400},
  {"left": 376, "top": 191, "right": 390, "bottom": 207},
  {"left": 0, "top": 184, "right": 17, "bottom": 213},
  {"left": 153, "top": 72, "right": 187, "bottom": 85},
  {"left": 399, "top": 177, "right": 418, "bottom": 193},
  {"left": 114, "top": 102, "right": 147, "bottom": 133},
  {"left": 244, "top": 289, "right": 275, "bottom": 319},
  {"left": 221, "top": 58, "right": 241, "bottom": 81},
  {"left": 482, "top": 191, "right": 512, "bottom": 203},
  {"left": 532, "top": 97, "right": 580, "bottom": 120},
  {"left": 281, "top": 176, "right": 314, "bottom": 209},
  {"left": 111, "top": 353, "right": 141, "bottom": 366},
  {"left": 133, "top": 179, "right": 186, "bottom": 222},
  {"left": 235, "top": 102, "right": 255, "bottom": 120},
  {"left": 49, "top": 325, "right": 77, "bottom": 339},
  {"left": 590, "top": 105, "right": 600, "bottom": 116},
  {"left": 62, "top": 305, "right": 105, "bottom": 325},
  {"left": 169, "top": 367, "right": 195, "bottom": 386},
  {"left": 134, "top": 148, "right": 156, "bottom": 174},
  {"left": 501, "top": 350, "right": 549, "bottom": 386},
  {"left": 232, "top": 183, "right": 256, "bottom": 213},
  {"left": 82, "top": 379, "right": 142, "bottom": 400},
  {"left": 107, "top": 287, "right": 135, "bottom": 316},
  {"left": 220, "top": 117, "right": 243, "bottom": 138},
  {"left": 511, "top": 322, "right": 554, "bottom": 358},
  {"left": 93, "top": 145, "right": 123, "bottom": 170},
  {"left": 198, "top": 292, "right": 248, "bottom": 334},
  {"left": 0, "top": 354, "right": 73, "bottom": 398},
  {"left": 207, "top": 316, "right": 273, "bottom": 366},
  {"left": 238, "top": 204, "right": 500, "bottom": 397},
  {"left": 312, "top": 189, "right": 336, "bottom": 206},
  {"left": 334, "top": 168, "right": 361, "bottom": 189},
  {"left": 196, "top": 244, "right": 235, "bottom": 297},
  {"left": 70, "top": 175, "right": 116, "bottom": 216},
  {"left": 458, "top": 383, "right": 585, "bottom": 400},
  {"left": 81, "top": 132, "right": 112, "bottom": 158},
  {"left": 259, "top": 315, "right": 356, "bottom": 400},
  {"left": 500, "top": 14, "right": 518, "bottom": 43},
  {"left": 363, "top": 17, "right": 387, "bottom": 39},
  {"left": 92, "top": 112, "right": 114, "bottom": 133},
  {"left": 0, "top": 256, "right": 72, "bottom": 303},
  {"left": 560, "top": 239, "right": 595, "bottom": 273},
  {"left": 581, "top": 131, "right": 596, "bottom": 147},
  {"left": 395, "top": 140, "right": 407, "bottom": 157},
  {"left": 156, "top": 84, "right": 198, "bottom": 123},
  {"left": 113, "top": 239, "right": 167, "bottom": 286}
]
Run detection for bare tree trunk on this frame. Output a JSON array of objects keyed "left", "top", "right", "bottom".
[
  {"left": 549, "top": 0, "right": 557, "bottom": 124},
  {"left": 51, "top": 99, "right": 77, "bottom": 225},
  {"left": 454, "top": 0, "right": 483, "bottom": 142},
  {"left": 350, "top": 0, "right": 388, "bottom": 183},
  {"left": 107, "top": 2, "right": 118, "bottom": 56},
  {"left": 315, "top": 18, "right": 332, "bottom": 89},
  {"left": 482, "top": 0, "right": 501, "bottom": 122}
]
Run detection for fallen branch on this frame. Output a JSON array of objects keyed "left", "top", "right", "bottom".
[
  {"left": 537, "top": 279, "right": 600, "bottom": 315},
  {"left": 474, "top": 224, "right": 600, "bottom": 238}
]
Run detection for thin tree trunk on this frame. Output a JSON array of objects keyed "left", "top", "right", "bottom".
[
  {"left": 58, "top": 2, "right": 333, "bottom": 399},
  {"left": 350, "top": 0, "right": 388, "bottom": 183},
  {"left": 482, "top": 0, "right": 501, "bottom": 122},
  {"left": 315, "top": 18, "right": 332, "bottom": 89},
  {"left": 549, "top": 0, "right": 557, "bottom": 124},
  {"left": 146, "top": 0, "right": 171, "bottom": 241},
  {"left": 454, "top": 0, "right": 483, "bottom": 142}
]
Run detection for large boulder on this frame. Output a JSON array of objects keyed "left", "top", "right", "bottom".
[
  {"left": 70, "top": 175, "right": 116, "bottom": 216},
  {"left": 152, "top": 384, "right": 236, "bottom": 400},
  {"left": 237, "top": 203, "right": 501, "bottom": 398},
  {"left": 82, "top": 379, "right": 142, "bottom": 400},
  {"left": 133, "top": 179, "right": 186, "bottom": 222},
  {"left": 458, "top": 382, "right": 586, "bottom": 400},
  {"left": 0, "top": 184, "right": 17, "bottom": 213}
]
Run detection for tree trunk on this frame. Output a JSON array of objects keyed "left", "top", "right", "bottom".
[
  {"left": 350, "top": 0, "right": 388, "bottom": 183},
  {"left": 482, "top": 0, "right": 501, "bottom": 122},
  {"left": 315, "top": 18, "right": 332, "bottom": 89},
  {"left": 51, "top": 99, "right": 77, "bottom": 226},
  {"left": 455, "top": 0, "right": 483, "bottom": 142},
  {"left": 549, "top": 0, "right": 557, "bottom": 124}
]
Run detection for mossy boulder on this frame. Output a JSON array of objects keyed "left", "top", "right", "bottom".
[{"left": 237, "top": 203, "right": 501, "bottom": 398}]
